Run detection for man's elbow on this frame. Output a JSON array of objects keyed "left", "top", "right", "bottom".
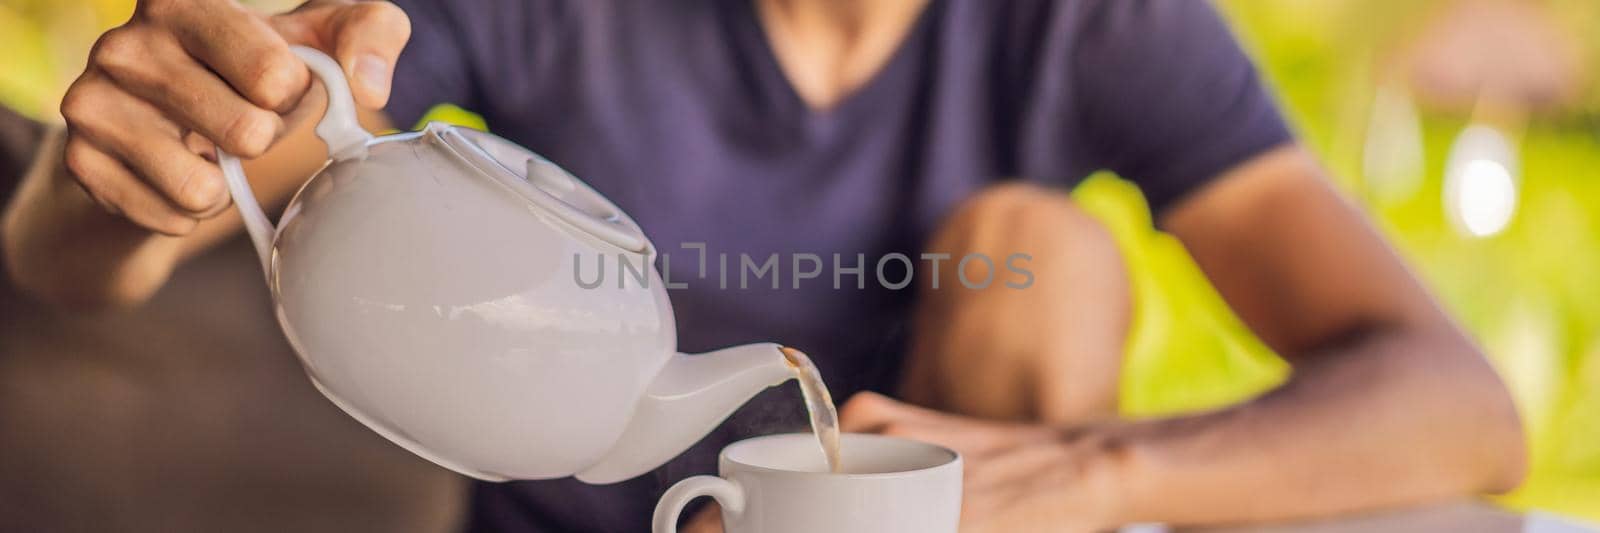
[
  {"left": 1396, "top": 325, "right": 1529, "bottom": 495},
  {"left": 1446, "top": 335, "right": 1528, "bottom": 495},
  {"left": 1479, "top": 376, "right": 1528, "bottom": 495}
]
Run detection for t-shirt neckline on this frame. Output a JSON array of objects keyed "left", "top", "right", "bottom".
[{"left": 729, "top": 0, "right": 941, "bottom": 124}]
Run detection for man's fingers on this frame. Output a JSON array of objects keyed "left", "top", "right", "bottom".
[
  {"left": 837, "top": 392, "right": 980, "bottom": 451},
  {"left": 839, "top": 391, "right": 1067, "bottom": 460},
  {"left": 838, "top": 392, "right": 897, "bottom": 433},
  {"left": 62, "top": 139, "right": 122, "bottom": 216},
  {"left": 681, "top": 502, "right": 724, "bottom": 533},
  {"left": 63, "top": 76, "right": 229, "bottom": 214},
  {"left": 838, "top": 391, "right": 956, "bottom": 432},
  {"left": 62, "top": 0, "right": 399, "bottom": 228},
  {"left": 156, "top": 0, "right": 311, "bottom": 114},
  {"left": 93, "top": 29, "right": 285, "bottom": 158},
  {"left": 272, "top": 1, "right": 411, "bottom": 108},
  {"left": 184, "top": 130, "right": 219, "bottom": 163},
  {"left": 63, "top": 138, "right": 199, "bottom": 236},
  {"left": 964, "top": 442, "right": 1073, "bottom": 492},
  {"left": 117, "top": 128, "right": 230, "bottom": 216},
  {"left": 330, "top": 1, "right": 411, "bottom": 107}
]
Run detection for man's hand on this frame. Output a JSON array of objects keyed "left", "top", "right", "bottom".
[
  {"left": 678, "top": 392, "right": 1124, "bottom": 533},
  {"left": 59, "top": 0, "right": 409, "bottom": 235},
  {"left": 839, "top": 392, "right": 1125, "bottom": 533}
]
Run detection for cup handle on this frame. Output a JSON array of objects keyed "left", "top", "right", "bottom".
[
  {"left": 652, "top": 475, "right": 745, "bottom": 533},
  {"left": 218, "top": 45, "right": 373, "bottom": 278}
]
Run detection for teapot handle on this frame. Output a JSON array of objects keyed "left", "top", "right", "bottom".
[{"left": 218, "top": 46, "right": 374, "bottom": 277}]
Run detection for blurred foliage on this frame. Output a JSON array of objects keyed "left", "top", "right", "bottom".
[
  {"left": 1, "top": 0, "right": 1596, "bottom": 522},
  {"left": 1102, "top": 0, "right": 1600, "bottom": 519}
]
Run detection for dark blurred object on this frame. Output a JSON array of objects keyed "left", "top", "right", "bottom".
[
  {"left": 0, "top": 105, "right": 467, "bottom": 532},
  {"left": 0, "top": 106, "right": 44, "bottom": 194}
]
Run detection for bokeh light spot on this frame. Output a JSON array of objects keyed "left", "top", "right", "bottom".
[{"left": 1453, "top": 158, "right": 1517, "bottom": 237}]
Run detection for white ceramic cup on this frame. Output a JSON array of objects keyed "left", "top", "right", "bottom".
[{"left": 653, "top": 433, "right": 963, "bottom": 533}]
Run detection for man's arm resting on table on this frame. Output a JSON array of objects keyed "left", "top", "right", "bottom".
[
  {"left": 0, "top": 108, "right": 392, "bottom": 310},
  {"left": 2, "top": 0, "right": 409, "bottom": 311},
  {"left": 1103, "top": 144, "right": 1526, "bottom": 524},
  {"left": 838, "top": 144, "right": 1527, "bottom": 531},
  {"left": 2, "top": 125, "right": 187, "bottom": 308}
]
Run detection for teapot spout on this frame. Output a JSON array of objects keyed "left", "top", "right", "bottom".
[{"left": 575, "top": 343, "right": 795, "bottom": 484}]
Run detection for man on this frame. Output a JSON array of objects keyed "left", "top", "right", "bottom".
[{"left": 1, "top": 0, "right": 1525, "bottom": 531}]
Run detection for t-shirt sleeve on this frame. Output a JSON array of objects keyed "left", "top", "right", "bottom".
[
  {"left": 1071, "top": 0, "right": 1293, "bottom": 214},
  {"left": 384, "top": 0, "right": 487, "bottom": 128}
]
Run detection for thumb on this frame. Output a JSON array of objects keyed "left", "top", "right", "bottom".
[{"left": 271, "top": 0, "right": 412, "bottom": 108}]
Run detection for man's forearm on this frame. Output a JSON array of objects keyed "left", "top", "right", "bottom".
[
  {"left": 1102, "top": 326, "right": 1525, "bottom": 526},
  {"left": 0, "top": 106, "right": 44, "bottom": 187},
  {"left": 1, "top": 126, "right": 186, "bottom": 309},
  {"left": 3, "top": 103, "right": 390, "bottom": 310}
]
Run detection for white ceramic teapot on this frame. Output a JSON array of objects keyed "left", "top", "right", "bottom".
[{"left": 218, "top": 47, "right": 797, "bottom": 484}]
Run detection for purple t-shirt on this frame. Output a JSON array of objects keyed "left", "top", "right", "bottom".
[{"left": 384, "top": 0, "right": 1291, "bottom": 530}]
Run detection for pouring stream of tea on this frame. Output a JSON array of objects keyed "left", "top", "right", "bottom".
[{"left": 780, "top": 347, "right": 841, "bottom": 473}]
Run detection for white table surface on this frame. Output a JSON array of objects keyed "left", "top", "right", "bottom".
[{"left": 1115, "top": 502, "right": 1597, "bottom": 533}]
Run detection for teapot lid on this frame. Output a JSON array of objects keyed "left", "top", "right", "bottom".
[{"left": 426, "top": 122, "right": 651, "bottom": 255}]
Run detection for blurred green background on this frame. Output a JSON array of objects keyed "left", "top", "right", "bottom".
[{"left": 2, "top": 0, "right": 1595, "bottom": 522}]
